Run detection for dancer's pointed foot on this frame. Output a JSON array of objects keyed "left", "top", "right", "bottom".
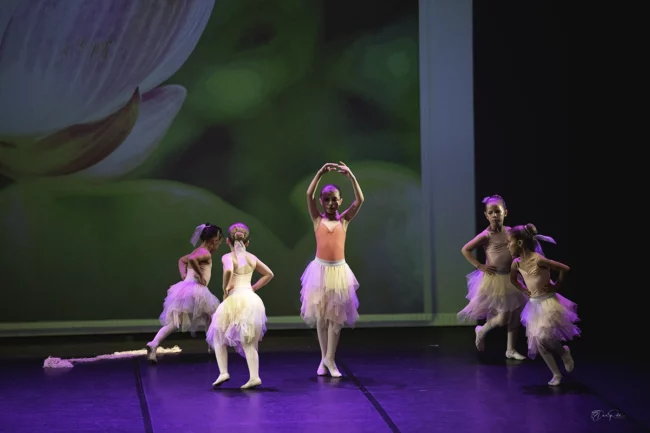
[
  {"left": 475, "top": 326, "right": 485, "bottom": 351},
  {"left": 561, "top": 346, "right": 574, "bottom": 372},
  {"left": 146, "top": 343, "right": 157, "bottom": 364}
]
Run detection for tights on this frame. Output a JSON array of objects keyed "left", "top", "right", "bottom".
[
  {"left": 478, "top": 308, "right": 522, "bottom": 352},
  {"left": 537, "top": 338, "right": 566, "bottom": 377},
  {"left": 214, "top": 343, "right": 260, "bottom": 381},
  {"left": 150, "top": 323, "right": 177, "bottom": 346},
  {"left": 317, "top": 318, "right": 343, "bottom": 363}
]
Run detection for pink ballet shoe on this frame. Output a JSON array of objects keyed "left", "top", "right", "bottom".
[
  {"left": 548, "top": 374, "right": 562, "bottom": 386},
  {"left": 212, "top": 373, "right": 230, "bottom": 387},
  {"left": 505, "top": 350, "right": 526, "bottom": 360},
  {"left": 317, "top": 360, "right": 328, "bottom": 376},
  {"left": 324, "top": 359, "right": 342, "bottom": 378},
  {"left": 241, "top": 377, "right": 262, "bottom": 389}
]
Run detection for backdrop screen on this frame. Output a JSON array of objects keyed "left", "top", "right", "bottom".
[{"left": 0, "top": 0, "right": 438, "bottom": 334}]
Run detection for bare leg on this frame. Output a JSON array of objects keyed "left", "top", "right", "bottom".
[
  {"left": 241, "top": 344, "right": 262, "bottom": 389},
  {"left": 212, "top": 344, "right": 230, "bottom": 387},
  {"left": 146, "top": 324, "right": 177, "bottom": 363},
  {"left": 324, "top": 322, "right": 343, "bottom": 377},
  {"left": 316, "top": 318, "right": 329, "bottom": 375},
  {"left": 505, "top": 309, "right": 526, "bottom": 360},
  {"left": 538, "top": 340, "right": 562, "bottom": 386}
]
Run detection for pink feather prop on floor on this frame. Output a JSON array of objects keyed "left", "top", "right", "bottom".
[{"left": 43, "top": 346, "right": 183, "bottom": 368}]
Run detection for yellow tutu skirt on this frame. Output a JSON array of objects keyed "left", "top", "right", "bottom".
[
  {"left": 206, "top": 285, "right": 266, "bottom": 357},
  {"left": 300, "top": 257, "right": 359, "bottom": 327},
  {"left": 457, "top": 270, "right": 527, "bottom": 321},
  {"left": 159, "top": 277, "right": 220, "bottom": 335},
  {"left": 521, "top": 292, "right": 581, "bottom": 358}
]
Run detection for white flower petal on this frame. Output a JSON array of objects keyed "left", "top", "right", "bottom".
[
  {"left": 140, "top": 0, "right": 215, "bottom": 93},
  {"left": 0, "top": 0, "right": 208, "bottom": 136},
  {"left": 0, "top": 88, "right": 140, "bottom": 179},
  {"left": 70, "top": 85, "right": 186, "bottom": 180}
]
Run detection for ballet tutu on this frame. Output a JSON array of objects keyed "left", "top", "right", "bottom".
[
  {"left": 159, "top": 278, "right": 220, "bottom": 335},
  {"left": 300, "top": 257, "right": 359, "bottom": 327},
  {"left": 457, "top": 270, "right": 528, "bottom": 321},
  {"left": 521, "top": 292, "right": 581, "bottom": 359},
  {"left": 207, "top": 285, "right": 267, "bottom": 357}
]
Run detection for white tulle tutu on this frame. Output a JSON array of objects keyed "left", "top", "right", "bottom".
[
  {"left": 207, "top": 286, "right": 267, "bottom": 357},
  {"left": 159, "top": 277, "right": 220, "bottom": 335},
  {"left": 521, "top": 292, "right": 581, "bottom": 358},
  {"left": 300, "top": 257, "right": 359, "bottom": 327},
  {"left": 457, "top": 270, "right": 528, "bottom": 321}
]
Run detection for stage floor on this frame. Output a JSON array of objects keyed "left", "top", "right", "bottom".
[{"left": 0, "top": 326, "right": 646, "bottom": 433}]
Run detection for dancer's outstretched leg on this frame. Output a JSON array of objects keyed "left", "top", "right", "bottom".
[
  {"left": 146, "top": 324, "right": 177, "bottom": 363},
  {"left": 212, "top": 344, "right": 230, "bottom": 387},
  {"left": 316, "top": 318, "right": 329, "bottom": 375},
  {"left": 241, "top": 343, "right": 262, "bottom": 389},
  {"left": 324, "top": 322, "right": 343, "bottom": 377}
]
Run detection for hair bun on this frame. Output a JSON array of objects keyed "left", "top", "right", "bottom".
[
  {"left": 525, "top": 223, "right": 538, "bottom": 235},
  {"left": 235, "top": 232, "right": 245, "bottom": 239},
  {"left": 482, "top": 194, "right": 506, "bottom": 208}
]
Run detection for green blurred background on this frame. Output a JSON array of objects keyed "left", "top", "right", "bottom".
[{"left": 0, "top": 0, "right": 422, "bottom": 326}]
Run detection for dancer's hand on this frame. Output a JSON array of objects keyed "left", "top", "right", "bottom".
[
  {"left": 336, "top": 161, "right": 353, "bottom": 177},
  {"left": 319, "top": 163, "right": 338, "bottom": 174},
  {"left": 477, "top": 264, "right": 498, "bottom": 275}
]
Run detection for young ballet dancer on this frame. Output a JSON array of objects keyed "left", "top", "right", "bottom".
[
  {"left": 508, "top": 223, "right": 578, "bottom": 386},
  {"left": 457, "top": 195, "right": 528, "bottom": 359},
  {"left": 207, "top": 222, "right": 273, "bottom": 389},
  {"left": 146, "top": 223, "right": 223, "bottom": 364},
  {"left": 301, "top": 161, "right": 364, "bottom": 378}
]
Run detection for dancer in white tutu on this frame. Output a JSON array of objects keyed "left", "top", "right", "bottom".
[
  {"left": 508, "top": 223, "right": 578, "bottom": 386},
  {"left": 301, "top": 161, "right": 364, "bottom": 378},
  {"left": 146, "top": 223, "right": 224, "bottom": 363},
  {"left": 458, "top": 195, "right": 527, "bottom": 359},
  {"left": 208, "top": 222, "right": 273, "bottom": 389}
]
